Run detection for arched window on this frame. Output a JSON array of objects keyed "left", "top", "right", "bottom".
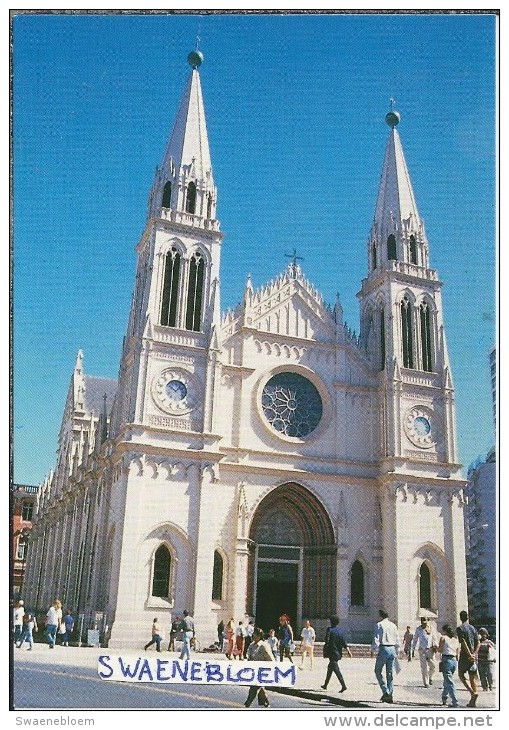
[
  {"left": 185, "top": 181, "right": 197, "bottom": 214},
  {"left": 420, "top": 302, "right": 432, "bottom": 372},
  {"left": 160, "top": 247, "right": 181, "bottom": 327},
  {"left": 400, "top": 297, "right": 414, "bottom": 368},
  {"left": 152, "top": 544, "right": 171, "bottom": 598},
  {"left": 350, "top": 560, "right": 365, "bottom": 606},
  {"left": 372, "top": 243, "right": 377, "bottom": 271},
  {"left": 409, "top": 234, "right": 418, "bottom": 265},
  {"left": 212, "top": 550, "right": 224, "bottom": 600},
  {"left": 185, "top": 251, "right": 205, "bottom": 331},
  {"left": 380, "top": 307, "right": 386, "bottom": 371},
  {"left": 387, "top": 234, "right": 397, "bottom": 261},
  {"left": 162, "top": 181, "right": 172, "bottom": 208},
  {"left": 419, "top": 562, "right": 432, "bottom": 610},
  {"left": 207, "top": 193, "right": 213, "bottom": 219}
]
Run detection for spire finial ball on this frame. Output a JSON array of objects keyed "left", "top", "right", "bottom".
[
  {"left": 385, "top": 111, "right": 401, "bottom": 128},
  {"left": 188, "top": 50, "right": 204, "bottom": 69}
]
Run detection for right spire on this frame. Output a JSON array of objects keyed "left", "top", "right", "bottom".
[{"left": 369, "top": 107, "right": 429, "bottom": 273}]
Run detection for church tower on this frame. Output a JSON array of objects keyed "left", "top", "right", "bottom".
[
  {"left": 358, "top": 109, "right": 467, "bottom": 624},
  {"left": 359, "top": 108, "right": 459, "bottom": 470},
  {"left": 106, "top": 50, "right": 225, "bottom": 646},
  {"left": 110, "top": 49, "right": 223, "bottom": 441}
]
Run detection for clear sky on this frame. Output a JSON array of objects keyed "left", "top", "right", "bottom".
[{"left": 12, "top": 10, "right": 497, "bottom": 486}]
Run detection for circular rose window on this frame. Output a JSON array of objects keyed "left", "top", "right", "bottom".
[{"left": 261, "top": 372, "right": 323, "bottom": 438}]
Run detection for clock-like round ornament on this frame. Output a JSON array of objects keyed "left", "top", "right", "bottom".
[
  {"left": 152, "top": 370, "right": 195, "bottom": 414},
  {"left": 404, "top": 407, "right": 435, "bottom": 448}
]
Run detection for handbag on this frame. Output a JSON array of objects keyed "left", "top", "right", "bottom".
[
  {"left": 58, "top": 622, "right": 66, "bottom": 634},
  {"left": 438, "top": 661, "right": 444, "bottom": 672}
]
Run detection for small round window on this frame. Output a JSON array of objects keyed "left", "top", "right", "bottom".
[{"left": 261, "top": 372, "right": 323, "bottom": 438}]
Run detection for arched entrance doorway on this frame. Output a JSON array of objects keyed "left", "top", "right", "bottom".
[{"left": 248, "top": 483, "right": 336, "bottom": 633}]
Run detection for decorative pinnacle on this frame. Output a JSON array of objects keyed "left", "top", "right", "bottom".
[
  {"left": 385, "top": 98, "right": 400, "bottom": 128},
  {"left": 188, "top": 48, "right": 203, "bottom": 69}
]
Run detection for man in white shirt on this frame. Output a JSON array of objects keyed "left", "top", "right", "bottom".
[
  {"left": 13, "top": 600, "right": 25, "bottom": 645},
  {"left": 371, "top": 609, "right": 400, "bottom": 703},
  {"left": 411, "top": 616, "right": 439, "bottom": 687}
]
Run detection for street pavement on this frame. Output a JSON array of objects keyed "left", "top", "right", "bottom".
[{"left": 12, "top": 643, "right": 498, "bottom": 711}]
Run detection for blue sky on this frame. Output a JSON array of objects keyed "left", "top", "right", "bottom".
[{"left": 12, "top": 10, "right": 497, "bottom": 485}]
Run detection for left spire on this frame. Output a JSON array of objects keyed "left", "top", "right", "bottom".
[{"left": 148, "top": 50, "right": 219, "bottom": 230}]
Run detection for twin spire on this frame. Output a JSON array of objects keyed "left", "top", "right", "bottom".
[
  {"left": 148, "top": 50, "right": 218, "bottom": 227},
  {"left": 151, "top": 51, "right": 426, "bottom": 273}
]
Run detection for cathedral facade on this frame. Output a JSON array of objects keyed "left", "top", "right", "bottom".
[{"left": 23, "top": 51, "right": 468, "bottom": 648}]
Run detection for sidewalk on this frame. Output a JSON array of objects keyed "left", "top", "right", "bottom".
[{"left": 13, "top": 644, "right": 498, "bottom": 711}]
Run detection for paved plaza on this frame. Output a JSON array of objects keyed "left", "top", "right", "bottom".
[{"left": 13, "top": 643, "right": 498, "bottom": 711}]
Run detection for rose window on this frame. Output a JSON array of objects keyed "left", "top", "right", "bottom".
[{"left": 261, "top": 372, "right": 323, "bottom": 438}]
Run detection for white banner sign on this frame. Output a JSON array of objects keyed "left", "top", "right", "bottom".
[{"left": 98, "top": 655, "right": 297, "bottom": 686}]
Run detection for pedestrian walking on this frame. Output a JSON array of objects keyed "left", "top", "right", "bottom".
[
  {"left": 243, "top": 627, "right": 274, "bottom": 708},
  {"left": 299, "top": 619, "right": 316, "bottom": 670},
  {"left": 456, "top": 610, "right": 479, "bottom": 707},
  {"left": 243, "top": 619, "right": 255, "bottom": 659},
  {"left": 477, "top": 627, "right": 496, "bottom": 691},
  {"left": 13, "top": 600, "right": 25, "bottom": 644},
  {"left": 438, "top": 624, "right": 460, "bottom": 708},
  {"left": 61, "top": 610, "right": 74, "bottom": 646},
  {"left": 178, "top": 610, "right": 195, "bottom": 660},
  {"left": 411, "top": 616, "right": 439, "bottom": 687},
  {"left": 168, "top": 615, "right": 180, "bottom": 652},
  {"left": 233, "top": 620, "right": 245, "bottom": 659},
  {"left": 371, "top": 609, "right": 400, "bottom": 704},
  {"left": 320, "top": 615, "right": 352, "bottom": 692},
  {"left": 144, "top": 617, "right": 163, "bottom": 652},
  {"left": 217, "top": 619, "right": 225, "bottom": 648},
  {"left": 45, "top": 599, "right": 62, "bottom": 649},
  {"left": 277, "top": 614, "right": 294, "bottom": 662},
  {"left": 17, "top": 610, "right": 38, "bottom": 650},
  {"left": 403, "top": 626, "right": 413, "bottom": 662}
]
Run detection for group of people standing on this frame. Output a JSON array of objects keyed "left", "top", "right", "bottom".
[
  {"left": 374, "top": 609, "right": 496, "bottom": 707},
  {"left": 13, "top": 598, "right": 75, "bottom": 649}
]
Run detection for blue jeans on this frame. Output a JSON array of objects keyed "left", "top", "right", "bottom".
[
  {"left": 375, "top": 646, "right": 396, "bottom": 695},
  {"left": 18, "top": 626, "right": 34, "bottom": 648},
  {"left": 46, "top": 623, "right": 57, "bottom": 647},
  {"left": 180, "top": 631, "right": 193, "bottom": 659},
  {"left": 441, "top": 656, "right": 458, "bottom": 706}
]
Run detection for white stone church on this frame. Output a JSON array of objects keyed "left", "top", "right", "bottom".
[{"left": 23, "top": 50, "right": 468, "bottom": 648}]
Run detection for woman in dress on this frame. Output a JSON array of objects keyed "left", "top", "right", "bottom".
[
  {"left": 224, "top": 618, "right": 235, "bottom": 660},
  {"left": 438, "top": 624, "right": 461, "bottom": 707},
  {"left": 277, "top": 614, "right": 294, "bottom": 663}
]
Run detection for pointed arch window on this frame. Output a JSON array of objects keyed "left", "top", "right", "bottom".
[
  {"left": 387, "top": 234, "right": 397, "bottom": 261},
  {"left": 160, "top": 247, "right": 181, "bottom": 327},
  {"left": 186, "top": 181, "right": 197, "bottom": 214},
  {"left": 162, "top": 181, "right": 172, "bottom": 208},
  {"left": 419, "top": 562, "right": 432, "bottom": 610},
  {"left": 400, "top": 296, "right": 414, "bottom": 368},
  {"left": 185, "top": 251, "right": 205, "bottom": 331},
  {"left": 207, "top": 193, "right": 213, "bottom": 220},
  {"left": 420, "top": 302, "right": 433, "bottom": 372},
  {"left": 152, "top": 544, "right": 171, "bottom": 598},
  {"left": 380, "top": 307, "right": 386, "bottom": 371},
  {"left": 212, "top": 550, "right": 224, "bottom": 600},
  {"left": 409, "top": 234, "right": 418, "bottom": 265},
  {"left": 350, "top": 560, "right": 365, "bottom": 606},
  {"left": 372, "top": 243, "right": 377, "bottom": 271}
]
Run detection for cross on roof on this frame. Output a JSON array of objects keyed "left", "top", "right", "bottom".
[{"left": 285, "top": 249, "right": 304, "bottom": 278}]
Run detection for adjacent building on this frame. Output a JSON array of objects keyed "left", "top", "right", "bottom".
[
  {"left": 12, "top": 483, "right": 39, "bottom": 600},
  {"left": 23, "top": 50, "right": 468, "bottom": 648}
]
